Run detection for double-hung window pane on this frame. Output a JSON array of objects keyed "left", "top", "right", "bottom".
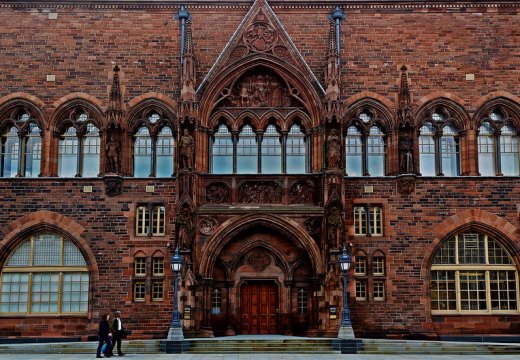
[
  {"left": 345, "top": 127, "right": 362, "bottom": 176},
  {"left": 261, "top": 125, "right": 281, "bottom": 173},
  {"left": 440, "top": 125, "right": 460, "bottom": 176},
  {"left": 156, "top": 127, "right": 174, "bottom": 177},
  {"left": 2, "top": 127, "right": 20, "bottom": 177},
  {"left": 133, "top": 127, "right": 152, "bottom": 177},
  {"left": 419, "top": 122, "right": 436, "bottom": 176},
  {"left": 478, "top": 122, "right": 496, "bottom": 176},
  {"left": 500, "top": 125, "right": 519, "bottom": 176},
  {"left": 82, "top": 124, "right": 100, "bottom": 177},
  {"left": 24, "top": 124, "right": 41, "bottom": 178},
  {"left": 58, "top": 127, "right": 78, "bottom": 177},
  {"left": 367, "top": 126, "right": 385, "bottom": 176}
]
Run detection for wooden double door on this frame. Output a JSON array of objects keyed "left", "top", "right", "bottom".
[{"left": 239, "top": 281, "right": 279, "bottom": 334}]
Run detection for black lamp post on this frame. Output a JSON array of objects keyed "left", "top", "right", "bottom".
[
  {"left": 338, "top": 244, "right": 355, "bottom": 338},
  {"left": 167, "top": 247, "right": 184, "bottom": 341}
]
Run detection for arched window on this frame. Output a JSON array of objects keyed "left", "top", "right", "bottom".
[
  {"left": 440, "top": 124, "right": 460, "bottom": 176},
  {"left": 286, "top": 124, "right": 306, "bottom": 174},
  {"left": 212, "top": 124, "right": 233, "bottom": 174},
  {"left": 345, "top": 126, "right": 362, "bottom": 176},
  {"left": 478, "top": 122, "right": 496, "bottom": 176},
  {"left": 237, "top": 124, "right": 257, "bottom": 174},
  {"left": 58, "top": 127, "right": 78, "bottom": 177},
  {"left": 24, "top": 123, "right": 42, "bottom": 178},
  {"left": 430, "top": 232, "right": 519, "bottom": 314},
  {"left": 500, "top": 125, "right": 519, "bottom": 176},
  {"left": 419, "top": 122, "right": 436, "bottom": 176},
  {"left": 1, "top": 127, "right": 20, "bottom": 177},
  {"left": 133, "top": 127, "right": 152, "bottom": 177},
  {"left": 81, "top": 124, "right": 100, "bottom": 177},
  {"left": 0, "top": 232, "right": 89, "bottom": 314},
  {"left": 261, "top": 124, "right": 281, "bottom": 174},
  {"left": 156, "top": 127, "right": 174, "bottom": 177},
  {"left": 367, "top": 126, "right": 385, "bottom": 176}
]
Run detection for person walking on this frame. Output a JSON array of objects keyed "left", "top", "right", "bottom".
[
  {"left": 96, "top": 314, "right": 112, "bottom": 358},
  {"left": 109, "top": 310, "right": 126, "bottom": 356}
]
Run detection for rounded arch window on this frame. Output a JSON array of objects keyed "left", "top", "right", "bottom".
[
  {"left": 0, "top": 232, "right": 89, "bottom": 314},
  {"left": 430, "top": 232, "right": 519, "bottom": 314}
]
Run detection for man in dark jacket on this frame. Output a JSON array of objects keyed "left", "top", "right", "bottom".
[{"left": 109, "top": 310, "right": 125, "bottom": 356}]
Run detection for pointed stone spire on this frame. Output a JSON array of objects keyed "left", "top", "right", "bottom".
[
  {"left": 398, "top": 65, "right": 414, "bottom": 128},
  {"left": 180, "top": 19, "right": 198, "bottom": 123},
  {"left": 324, "top": 19, "right": 340, "bottom": 122},
  {"left": 107, "top": 64, "right": 123, "bottom": 128}
]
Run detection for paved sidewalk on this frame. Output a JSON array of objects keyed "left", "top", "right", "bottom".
[{"left": 0, "top": 355, "right": 520, "bottom": 360}]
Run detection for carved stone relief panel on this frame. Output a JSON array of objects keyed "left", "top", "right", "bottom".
[
  {"left": 289, "top": 180, "right": 315, "bottom": 205},
  {"left": 238, "top": 181, "right": 282, "bottom": 204},
  {"left": 206, "top": 182, "right": 231, "bottom": 204},
  {"left": 199, "top": 216, "right": 219, "bottom": 236},
  {"left": 246, "top": 249, "right": 271, "bottom": 272}
]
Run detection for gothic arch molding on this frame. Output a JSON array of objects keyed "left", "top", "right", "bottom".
[
  {"left": 342, "top": 96, "right": 395, "bottom": 132},
  {"left": 415, "top": 96, "right": 470, "bottom": 130},
  {"left": 472, "top": 95, "right": 520, "bottom": 129},
  {"left": 0, "top": 210, "right": 98, "bottom": 279},
  {"left": 49, "top": 95, "right": 105, "bottom": 133},
  {"left": 0, "top": 94, "right": 47, "bottom": 132},
  {"left": 198, "top": 56, "right": 323, "bottom": 128},
  {"left": 125, "top": 97, "right": 178, "bottom": 134},
  {"left": 199, "top": 214, "right": 324, "bottom": 279}
]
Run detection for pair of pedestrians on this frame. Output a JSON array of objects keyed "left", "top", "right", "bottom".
[{"left": 96, "top": 310, "right": 126, "bottom": 358}]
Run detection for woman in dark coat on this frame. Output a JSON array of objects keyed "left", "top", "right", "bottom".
[{"left": 96, "top": 314, "right": 112, "bottom": 358}]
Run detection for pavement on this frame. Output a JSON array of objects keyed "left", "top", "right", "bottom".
[{"left": 1, "top": 355, "right": 520, "bottom": 360}]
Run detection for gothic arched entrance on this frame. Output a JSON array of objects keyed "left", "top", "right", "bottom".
[{"left": 197, "top": 214, "right": 324, "bottom": 336}]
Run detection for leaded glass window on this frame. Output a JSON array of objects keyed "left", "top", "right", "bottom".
[
  {"left": 478, "top": 122, "right": 496, "bottom": 176},
  {"left": 156, "top": 127, "right": 174, "bottom": 177},
  {"left": 367, "top": 126, "right": 385, "bottom": 176},
  {"left": 58, "top": 127, "right": 78, "bottom": 177},
  {"left": 430, "top": 232, "right": 518, "bottom": 314},
  {"left": 0, "top": 233, "right": 89, "bottom": 315},
  {"left": 81, "top": 124, "right": 100, "bottom": 177},
  {"left": 261, "top": 125, "right": 281, "bottom": 174},
  {"left": 212, "top": 124, "right": 233, "bottom": 174},
  {"left": 133, "top": 127, "right": 152, "bottom": 177},
  {"left": 419, "top": 122, "right": 436, "bottom": 176},
  {"left": 24, "top": 123, "right": 41, "bottom": 178},
  {"left": 345, "top": 126, "right": 362, "bottom": 176},
  {"left": 297, "top": 288, "right": 308, "bottom": 315},
  {"left": 440, "top": 124, "right": 460, "bottom": 176},
  {"left": 211, "top": 288, "right": 222, "bottom": 315},
  {"left": 500, "top": 125, "right": 519, "bottom": 176},
  {"left": 237, "top": 125, "right": 257, "bottom": 174},
  {"left": 1, "top": 127, "right": 20, "bottom": 177},
  {"left": 286, "top": 124, "right": 306, "bottom": 174}
]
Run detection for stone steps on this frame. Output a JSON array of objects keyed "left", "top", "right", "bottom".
[
  {"left": 358, "top": 339, "right": 520, "bottom": 355},
  {"left": 186, "top": 339, "right": 337, "bottom": 354},
  {"left": 0, "top": 340, "right": 160, "bottom": 354}
]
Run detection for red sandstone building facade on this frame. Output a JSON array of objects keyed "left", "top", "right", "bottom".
[{"left": 0, "top": 0, "right": 519, "bottom": 340}]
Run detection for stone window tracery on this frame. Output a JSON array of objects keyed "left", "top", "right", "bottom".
[{"left": 430, "top": 232, "right": 519, "bottom": 314}]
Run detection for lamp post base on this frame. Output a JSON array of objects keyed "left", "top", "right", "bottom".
[
  {"left": 338, "top": 325, "right": 355, "bottom": 339},
  {"left": 167, "top": 326, "right": 185, "bottom": 341}
]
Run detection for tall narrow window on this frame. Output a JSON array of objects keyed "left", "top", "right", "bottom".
[
  {"left": 345, "top": 126, "right": 362, "bottom": 176},
  {"left": 211, "top": 288, "right": 222, "bottom": 315},
  {"left": 369, "top": 207, "right": 383, "bottom": 236},
  {"left": 58, "top": 127, "right": 79, "bottom": 177},
  {"left": 478, "top": 122, "right": 496, "bottom": 176},
  {"left": 419, "top": 122, "right": 436, "bottom": 176},
  {"left": 133, "top": 127, "right": 152, "bottom": 177},
  {"left": 440, "top": 124, "right": 460, "bottom": 176},
  {"left": 156, "top": 127, "right": 174, "bottom": 177},
  {"left": 23, "top": 123, "right": 41, "bottom": 178},
  {"left": 1, "top": 127, "right": 19, "bottom": 177},
  {"left": 237, "top": 125, "right": 257, "bottom": 174},
  {"left": 354, "top": 206, "right": 383, "bottom": 236},
  {"left": 81, "top": 124, "right": 100, "bottom": 177},
  {"left": 354, "top": 207, "right": 367, "bottom": 235},
  {"left": 286, "top": 124, "right": 306, "bottom": 174},
  {"left": 152, "top": 206, "right": 166, "bottom": 236},
  {"left": 367, "top": 126, "right": 385, "bottom": 176},
  {"left": 297, "top": 288, "right": 308, "bottom": 315},
  {"left": 212, "top": 124, "right": 233, "bottom": 174},
  {"left": 500, "top": 125, "right": 519, "bottom": 176},
  {"left": 136, "top": 205, "right": 166, "bottom": 236},
  {"left": 261, "top": 124, "right": 281, "bottom": 173},
  {"left": 356, "top": 280, "right": 367, "bottom": 300},
  {"left": 134, "top": 257, "right": 146, "bottom": 276}
]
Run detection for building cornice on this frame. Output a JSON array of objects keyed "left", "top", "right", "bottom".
[{"left": 0, "top": 1, "right": 519, "bottom": 11}]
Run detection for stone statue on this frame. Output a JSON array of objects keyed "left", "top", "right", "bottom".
[
  {"left": 176, "top": 207, "right": 193, "bottom": 250},
  {"left": 326, "top": 129, "right": 341, "bottom": 169},
  {"left": 179, "top": 129, "right": 195, "bottom": 170},
  {"left": 399, "top": 136, "right": 413, "bottom": 174},
  {"left": 105, "top": 135, "right": 120, "bottom": 174},
  {"left": 327, "top": 205, "right": 342, "bottom": 249}
]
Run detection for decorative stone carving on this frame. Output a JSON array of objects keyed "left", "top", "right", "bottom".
[
  {"left": 326, "top": 129, "right": 341, "bottom": 169},
  {"left": 176, "top": 205, "right": 194, "bottom": 250},
  {"left": 289, "top": 180, "right": 315, "bottom": 204},
  {"left": 397, "top": 175, "right": 416, "bottom": 195},
  {"left": 206, "top": 182, "right": 230, "bottom": 204},
  {"left": 398, "top": 65, "right": 414, "bottom": 129},
  {"left": 244, "top": 20, "right": 278, "bottom": 53},
  {"left": 220, "top": 72, "right": 295, "bottom": 108},
  {"left": 230, "top": 45, "right": 249, "bottom": 60},
  {"left": 238, "top": 181, "right": 282, "bottom": 204},
  {"left": 179, "top": 129, "right": 195, "bottom": 170},
  {"left": 104, "top": 176, "right": 122, "bottom": 197},
  {"left": 327, "top": 205, "right": 342, "bottom": 250},
  {"left": 246, "top": 249, "right": 271, "bottom": 272},
  {"left": 399, "top": 135, "right": 414, "bottom": 174},
  {"left": 305, "top": 217, "right": 322, "bottom": 244},
  {"left": 199, "top": 217, "right": 218, "bottom": 236}
]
